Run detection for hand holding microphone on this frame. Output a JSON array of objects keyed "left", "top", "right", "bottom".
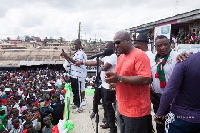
[
  {"left": 60, "top": 49, "right": 70, "bottom": 59},
  {"left": 60, "top": 49, "right": 65, "bottom": 58}
]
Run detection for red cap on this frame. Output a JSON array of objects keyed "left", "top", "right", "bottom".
[
  {"left": 62, "top": 89, "right": 66, "bottom": 94},
  {"left": 1, "top": 99, "right": 7, "bottom": 105},
  {"left": 50, "top": 90, "right": 55, "bottom": 94}
]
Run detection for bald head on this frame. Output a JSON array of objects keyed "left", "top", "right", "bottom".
[
  {"left": 114, "top": 30, "right": 134, "bottom": 55},
  {"left": 114, "top": 30, "right": 131, "bottom": 41}
]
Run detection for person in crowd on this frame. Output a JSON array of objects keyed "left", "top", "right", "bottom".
[
  {"left": 0, "top": 107, "right": 7, "bottom": 129},
  {"left": 61, "top": 39, "right": 87, "bottom": 112},
  {"left": 7, "top": 108, "right": 22, "bottom": 131},
  {"left": 42, "top": 115, "right": 53, "bottom": 133},
  {"left": 9, "top": 117, "right": 23, "bottom": 133},
  {"left": 18, "top": 99, "right": 27, "bottom": 114},
  {"left": 39, "top": 99, "right": 53, "bottom": 129},
  {"left": 151, "top": 35, "right": 179, "bottom": 133},
  {"left": 31, "top": 106, "right": 41, "bottom": 131},
  {"left": 76, "top": 41, "right": 118, "bottom": 133},
  {"left": 134, "top": 34, "right": 155, "bottom": 66},
  {"left": 105, "top": 30, "right": 152, "bottom": 133},
  {"left": 23, "top": 120, "right": 38, "bottom": 133},
  {"left": 44, "top": 94, "right": 52, "bottom": 106},
  {"left": 155, "top": 52, "right": 200, "bottom": 132},
  {"left": 98, "top": 42, "right": 117, "bottom": 133},
  {"left": 51, "top": 93, "right": 64, "bottom": 125},
  {"left": 178, "top": 31, "right": 185, "bottom": 44},
  {"left": 134, "top": 34, "right": 155, "bottom": 133}
]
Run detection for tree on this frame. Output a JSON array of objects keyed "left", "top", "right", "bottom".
[
  {"left": 24, "top": 35, "right": 30, "bottom": 42},
  {"left": 43, "top": 37, "right": 48, "bottom": 46},
  {"left": 16, "top": 36, "right": 21, "bottom": 40},
  {"left": 59, "top": 37, "right": 63, "bottom": 45}
]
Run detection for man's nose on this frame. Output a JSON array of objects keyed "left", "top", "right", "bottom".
[{"left": 160, "top": 45, "right": 166, "bottom": 50}]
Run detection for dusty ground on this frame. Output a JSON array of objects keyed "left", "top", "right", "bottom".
[
  {"left": 70, "top": 94, "right": 111, "bottom": 133},
  {"left": 69, "top": 92, "right": 156, "bottom": 133}
]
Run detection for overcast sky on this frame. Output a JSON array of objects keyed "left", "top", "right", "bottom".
[{"left": 0, "top": 0, "right": 199, "bottom": 41}]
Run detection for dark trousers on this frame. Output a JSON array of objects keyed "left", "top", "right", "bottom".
[
  {"left": 117, "top": 111, "right": 152, "bottom": 133},
  {"left": 119, "top": 114, "right": 151, "bottom": 133},
  {"left": 168, "top": 117, "right": 200, "bottom": 133},
  {"left": 70, "top": 77, "right": 81, "bottom": 108},
  {"left": 102, "top": 87, "right": 117, "bottom": 132},
  {"left": 151, "top": 93, "right": 165, "bottom": 133},
  {"left": 117, "top": 106, "right": 125, "bottom": 133},
  {"left": 92, "top": 87, "right": 102, "bottom": 113},
  {"left": 101, "top": 87, "right": 107, "bottom": 119}
]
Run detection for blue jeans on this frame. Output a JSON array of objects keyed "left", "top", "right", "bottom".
[{"left": 167, "top": 117, "right": 200, "bottom": 133}]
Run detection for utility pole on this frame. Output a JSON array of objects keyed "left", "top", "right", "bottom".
[{"left": 78, "top": 22, "right": 81, "bottom": 40}]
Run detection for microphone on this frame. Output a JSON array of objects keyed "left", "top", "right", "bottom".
[{"left": 88, "top": 48, "right": 113, "bottom": 59}]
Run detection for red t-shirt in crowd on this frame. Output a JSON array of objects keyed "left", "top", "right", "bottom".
[{"left": 115, "top": 48, "right": 151, "bottom": 117}]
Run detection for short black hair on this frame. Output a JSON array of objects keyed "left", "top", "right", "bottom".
[
  {"left": 106, "top": 41, "right": 115, "bottom": 48},
  {"left": 75, "top": 39, "right": 81, "bottom": 45},
  {"left": 155, "top": 35, "right": 168, "bottom": 41},
  {"left": 23, "top": 120, "right": 33, "bottom": 129},
  {"left": 135, "top": 34, "right": 148, "bottom": 42},
  {"left": 11, "top": 116, "right": 18, "bottom": 122}
]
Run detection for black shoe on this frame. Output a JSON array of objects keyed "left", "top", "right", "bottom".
[
  {"left": 102, "top": 117, "right": 107, "bottom": 123},
  {"left": 109, "top": 127, "right": 117, "bottom": 133},
  {"left": 100, "top": 123, "right": 110, "bottom": 129},
  {"left": 109, "top": 131, "right": 117, "bottom": 133},
  {"left": 90, "top": 112, "right": 96, "bottom": 119}
]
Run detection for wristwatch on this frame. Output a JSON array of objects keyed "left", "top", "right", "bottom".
[{"left": 118, "top": 76, "right": 123, "bottom": 82}]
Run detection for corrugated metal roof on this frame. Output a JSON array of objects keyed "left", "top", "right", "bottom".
[
  {"left": 0, "top": 47, "right": 97, "bottom": 67},
  {"left": 136, "top": 9, "right": 200, "bottom": 31},
  {"left": 0, "top": 49, "right": 65, "bottom": 67}
]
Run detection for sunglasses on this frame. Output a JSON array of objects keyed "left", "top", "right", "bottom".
[{"left": 114, "top": 38, "right": 126, "bottom": 45}]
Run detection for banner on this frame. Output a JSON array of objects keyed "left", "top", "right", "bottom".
[
  {"left": 177, "top": 44, "right": 200, "bottom": 53},
  {"left": 154, "top": 24, "right": 171, "bottom": 40}
]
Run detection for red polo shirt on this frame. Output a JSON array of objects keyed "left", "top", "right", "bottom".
[{"left": 115, "top": 48, "right": 151, "bottom": 117}]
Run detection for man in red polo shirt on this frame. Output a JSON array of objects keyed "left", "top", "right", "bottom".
[{"left": 105, "top": 30, "right": 152, "bottom": 133}]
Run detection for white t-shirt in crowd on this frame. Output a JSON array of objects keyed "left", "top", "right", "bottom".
[
  {"left": 145, "top": 51, "right": 155, "bottom": 67},
  {"left": 100, "top": 54, "right": 117, "bottom": 89},
  {"left": 70, "top": 49, "right": 87, "bottom": 81}
]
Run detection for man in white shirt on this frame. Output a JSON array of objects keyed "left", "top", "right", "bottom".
[
  {"left": 99, "top": 42, "right": 117, "bottom": 133},
  {"left": 151, "top": 35, "right": 179, "bottom": 133},
  {"left": 134, "top": 34, "right": 155, "bottom": 66},
  {"left": 61, "top": 39, "right": 87, "bottom": 112},
  {"left": 134, "top": 34, "right": 155, "bottom": 133}
]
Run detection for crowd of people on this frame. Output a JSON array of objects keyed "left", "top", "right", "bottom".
[
  {"left": 0, "top": 30, "right": 199, "bottom": 133},
  {"left": 172, "top": 30, "right": 200, "bottom": 44},
  {"left": 0, "top": 67, "right": 67, "bottom": 133}
]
